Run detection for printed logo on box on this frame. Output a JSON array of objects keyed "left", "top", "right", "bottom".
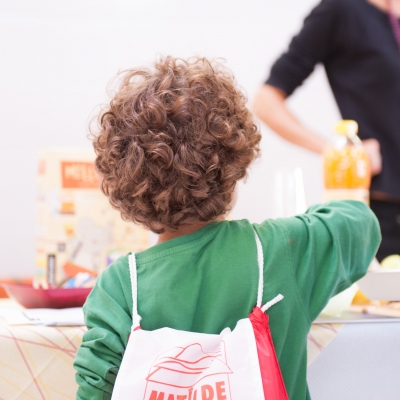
[
  {"left": 61, "top": 161, "right": 100, "bottom": 189},
  {"left": 144, "top": 342, "right": 232, "bottom": 400}
]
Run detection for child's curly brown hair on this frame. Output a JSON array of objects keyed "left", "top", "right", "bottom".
[{"left": 93, "top": 57, "right": 261, "bottom": 233}]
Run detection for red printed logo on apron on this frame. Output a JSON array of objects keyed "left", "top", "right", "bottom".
[{"left": 144, "top": 342, "right": 232, "bottom": 400}]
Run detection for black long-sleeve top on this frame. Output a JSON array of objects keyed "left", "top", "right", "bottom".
[{"left": 266, "top": 0, "right": 400, "bottom": 198}]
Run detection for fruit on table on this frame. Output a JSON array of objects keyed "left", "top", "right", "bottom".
[
  {"left": 380, "top": 254, "right": 400, "bottom": 270},
  {"left": 352, "top": 289, "right": 371, "bottom": 305}
]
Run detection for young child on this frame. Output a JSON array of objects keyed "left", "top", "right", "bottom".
[{"left": 74, "top": 57, "right": 380, "bottom": 400}]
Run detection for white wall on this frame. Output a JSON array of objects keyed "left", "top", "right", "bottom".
[{"left": 0, "top": 0, "right": 340, "bottom": 278}]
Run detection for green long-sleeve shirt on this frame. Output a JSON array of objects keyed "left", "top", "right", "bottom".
[{"left": 74, "top": 200, "right": 380, "bottom": 399}]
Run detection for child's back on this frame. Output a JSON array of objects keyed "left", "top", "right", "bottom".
[
  {"left": 74, "top": 57, "right": 380, "bottom": 400},
  {"left": 75, "top": 204, "right": 379, "bottom": 400}
]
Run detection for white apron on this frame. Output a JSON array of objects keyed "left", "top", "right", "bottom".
[{"left": 111, "top": 231, "right": 288, "bottom": 400}]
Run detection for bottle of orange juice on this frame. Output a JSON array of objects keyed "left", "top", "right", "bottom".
[{"left": 323, "top": 120, "right": 371, "bottom": 204}]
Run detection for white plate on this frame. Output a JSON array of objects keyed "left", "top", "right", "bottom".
[{"left": 357, "top": 270, "right": 400, "bottom": 301}]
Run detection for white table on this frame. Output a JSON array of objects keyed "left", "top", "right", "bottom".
[{"left": 308, "top": 316, "right": 400, "bottom": 399}]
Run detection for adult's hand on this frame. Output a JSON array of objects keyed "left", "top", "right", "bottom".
[
  {"left": 253, "top": 85, "right": 328, "bottom": 153},
  {"left": 362, "top": 138, "right": 382, "bottom": 176}
]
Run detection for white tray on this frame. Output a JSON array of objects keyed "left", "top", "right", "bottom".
[{"left": 357, "top": 270, "right": 400, "bottom": 301}]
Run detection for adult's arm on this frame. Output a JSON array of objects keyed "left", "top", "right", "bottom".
[
  {"left": 253, "top": 85, "right": 327, "bottom": 153},
  {"left": 254, "top": 0, "right": 343, "bottom": 153},
  {"left": 254, "top": 85, "right": 382, "bottom": 174},
  {"left": 254, "top": 0, "right": 382, "bottom": 173}
]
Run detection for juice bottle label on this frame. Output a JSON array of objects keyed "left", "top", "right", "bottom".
[{"left": 323, "top": 146, "right": 370, "bottom": 190}]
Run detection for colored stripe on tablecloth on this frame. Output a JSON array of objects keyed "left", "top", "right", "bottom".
[
  {"left": 20, "top": 327, "right": 78, "bottom": 356},
  {"left": 55, "top": 327, "right": 78, "bottom": 351},
  {"left": 4, "top": 327, "right": 46, "bottom": 400},
  {"left": 0, "top": 334, "right": 76, "bottom": 357}
]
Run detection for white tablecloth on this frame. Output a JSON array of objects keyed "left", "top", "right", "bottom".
[
  {"left": 1, "top": 297, "right": 399, "bottom": 399},
  {"left": 308, "top": 321, "right": 400, "bottom": 399}
]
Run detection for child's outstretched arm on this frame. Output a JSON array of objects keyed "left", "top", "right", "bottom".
[
  {"left": 280, "top": 200, "right": 380, "bottom": 322},
  {"left": 74, "top": 256, "right": 133, "bottom": 400}
]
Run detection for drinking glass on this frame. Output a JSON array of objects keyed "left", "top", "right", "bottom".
[{"left": 274, "top": 167, "right": 307, "bottom": 218}]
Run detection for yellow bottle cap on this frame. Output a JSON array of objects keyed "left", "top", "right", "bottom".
[{"left": 335, "top": 120, "right": 358, "bottom": 136}]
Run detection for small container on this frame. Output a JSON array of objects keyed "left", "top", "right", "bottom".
[{"left": 323, "top": 120, "right": 371, "bottom": 204}]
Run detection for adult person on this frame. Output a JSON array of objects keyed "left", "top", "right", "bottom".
[{"left": 254, "top": 0, "right": 400, "bottom": 261}]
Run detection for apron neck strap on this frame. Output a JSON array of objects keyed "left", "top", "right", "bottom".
[
  {"left": 253, "top": 229, "right": 264, "bottom": 308},
  {"left": 253, "top": 229, "right": 284, "bottom": 311},
  {"left": 129, "top": 253, "right": 142, "bottom": 330}
]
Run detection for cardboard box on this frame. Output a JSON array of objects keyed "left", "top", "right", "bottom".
[{"left": 35, "top": 148, "right": 149, "bottom": 285}]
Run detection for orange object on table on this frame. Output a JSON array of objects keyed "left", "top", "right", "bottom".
[
  {"left": 323, "top": 147, "right": 370, "bottom": 189},
  {"left": 323, "top": 120, "right": 371, "bottom": 204},
  {"left": 63, "top": 262, "right": 98, "bottom": 278}
]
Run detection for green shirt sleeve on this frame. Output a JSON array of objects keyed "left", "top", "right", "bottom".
[
  {"left": 279, "top": 200, "right": 379, "bottom": 322},
  {"left": 74, "top": 256, "right": 132, "bottom": 400}
]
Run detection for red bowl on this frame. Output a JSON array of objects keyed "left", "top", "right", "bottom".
[{"left": 1, "top": 284, "right": 92, "bottom": 309}]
